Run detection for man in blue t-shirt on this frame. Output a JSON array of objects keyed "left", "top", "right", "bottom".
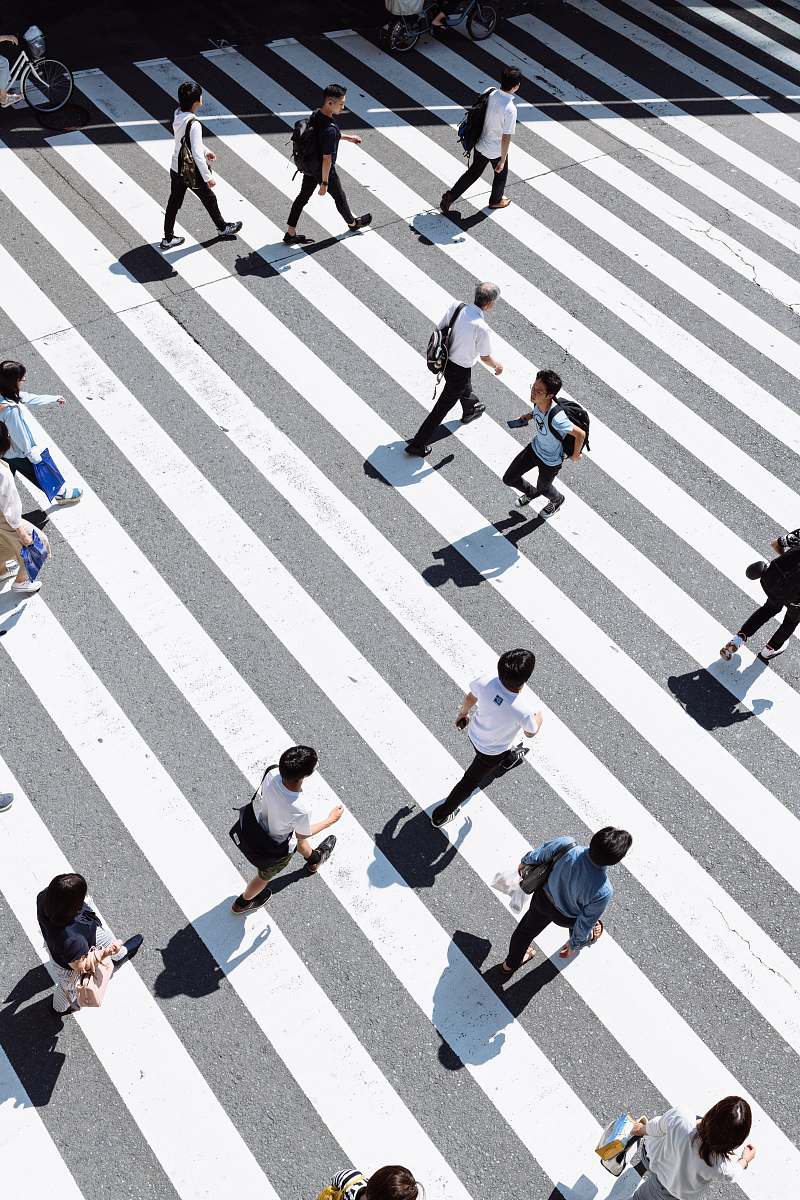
[{"left": 502, "top": 369, "right": 585, "bottom": 516}]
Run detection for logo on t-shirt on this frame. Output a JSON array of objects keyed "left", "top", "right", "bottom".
[{"left": 493, "top": 695, "right": 504, "bottom": 706}]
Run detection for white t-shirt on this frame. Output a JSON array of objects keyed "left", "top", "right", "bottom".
[
  {"left": 467, "top": 672, "right": 539, "bottom": 756},
  {"left": 254, "top": 768, "right": 313, "bottom": 852},
  {"left": 476, "top": 89, "right": 517, "bottom": 160},
  {"left": 643, "top": 1109, "right": 742, "bottom": 1200},
  {"left": 439, "top": 302, "right": 491, "bottom": 368}
]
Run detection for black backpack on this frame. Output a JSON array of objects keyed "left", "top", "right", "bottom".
[
  {"left": 762, "top": 544, "right": 800, "bottom": 606},
  {"left": 457, "top": 88, "right": 494, "bottom": 159},
  {"left": 289, "top": 116, "right": 320, "bottom": 178},
  {"left": 548, "top": 399, "right": 591, "bottom": 458},
  {"left": 427, "top": 302, "right": 465, "bottom": 376}
]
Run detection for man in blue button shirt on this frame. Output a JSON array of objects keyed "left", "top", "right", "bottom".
[
  {"left": 503, "top": 369, "right": 584, "bottom": 517},
  {"left": 501, "top": 827, "right": 632, "bottom": 975}
]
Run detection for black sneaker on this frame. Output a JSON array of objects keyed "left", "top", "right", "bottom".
[
  {"left": 431, "top": 803, "right": 460, "bottom": 827},
  {"left": 405, "top": 442, "right": 431, "bottom": 457},
  {"left": 461, "top": 403, "right": 485, "bottom": 425},
  {"left": 231, "top": 887, "right": 272, "bottom": 915},
  {"left": 515, "top": 492, "right": 535, "bottom": 508},
  {"left": 219, "top": 221, "right": 243, "bottom": 239},
  {"left": 349, "top": 213, "right": 372, "bottom": 231},
  {"left": 283, "top": 232, "right": 313, "bottom": 245},
  {"left": 542, "top": 494, "right": 565, "bottom": 516},
  {"left": 305, "top": 834, "right": 336, "bottom": 873},
  {"left": 497, "top": 745, "right": 529, "bottom": 775},
  {"left": 160, "top": 235, "right": 185, "bottom": 251}
]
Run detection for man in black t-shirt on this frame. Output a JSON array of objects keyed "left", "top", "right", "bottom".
[{"left": 284, "top": 83, "right": 372, "bottom": 245}]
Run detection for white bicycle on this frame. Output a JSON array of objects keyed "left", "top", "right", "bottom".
[{"left": 2, "top": 26, "right": 73, "bottom": 113}]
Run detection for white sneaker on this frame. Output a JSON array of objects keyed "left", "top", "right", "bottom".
[
  {"left": 11, "top": 579, "right": 42, "bottom": 595},
  {"left": 758, "top": 644, "right": 786, "bottom": 663}
]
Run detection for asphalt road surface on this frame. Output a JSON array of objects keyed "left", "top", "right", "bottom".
[{"left": 1, "top": 3, "right": 799, "bottom": 1200}]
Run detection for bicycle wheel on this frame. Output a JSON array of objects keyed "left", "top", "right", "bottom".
[
  {"left": 23, "top": 59, "right": 74, "bottom": 112},
  {"left": 388, "top": 17, "right": 420, "bottom": 52},
  {"left": 468, "top": 2, "right": 497, "bottom": 39}
]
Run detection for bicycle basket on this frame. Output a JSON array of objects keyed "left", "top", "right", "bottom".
[
  {"left": 23, "top": 25, "right": 46, "bottom": 59},
  {"left": 386, "top": 0, "right": 424, "bottom": 13}
]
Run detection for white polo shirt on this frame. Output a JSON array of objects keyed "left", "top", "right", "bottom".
[
  {"left": 476, "top": 88, "right": 517, "bottom": 160},
  {"left": 467, "top": 672, "right": 539, "bottom": 756},
  {"left": 438, "top": 302, "right": 492, "bottom": 368},
  {"left": 254, "top": 768, "right": 313, "bottom": 851}
]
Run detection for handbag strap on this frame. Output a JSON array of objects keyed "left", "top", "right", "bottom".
[
  {"left": 249, "top": 763, "right": 279, "bottom": 807},
  {"left": 444, "top": 301, "right": 465, "bottom": 350},
  {"left": 181, "top": 117, "right": 196, "bottom": 151}
]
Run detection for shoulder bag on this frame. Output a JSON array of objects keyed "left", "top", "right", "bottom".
[
  {"left": 229, "top": 764, "right": 293, "bottom": 868},
  {"left": 178, "top": 118, "right": 202, "bottom": 190},
  {"left": 76, "top": 952, "right": 114, "bottom": 1008},
  {"left": 519, "top": 838, "right": 576, "bottom": 895}
]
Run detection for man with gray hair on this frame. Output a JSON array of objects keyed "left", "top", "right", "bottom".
[{"left": 406, "top": 282, "right": 503, "bottom": 458}]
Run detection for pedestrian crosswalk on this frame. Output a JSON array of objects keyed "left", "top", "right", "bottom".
[{"left": 0, "top": 6, "right": 798, "bottom": 1197}]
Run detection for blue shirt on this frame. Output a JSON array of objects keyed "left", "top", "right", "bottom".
[
  {"left": 531, "top": 403, "right": 573, "bottom": 467},
  {"left": 521, "top": 837, "right": 613, "bottom": 949}
]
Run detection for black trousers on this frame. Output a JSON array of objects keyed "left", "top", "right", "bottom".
[
  {"left": 506, "top": 888, "right": 573, "bottom": 971},
  {"left": 5, "top": 456, "right": 39, "bottom": 490},
  {"left": 437, "top": 743, "right": 521, "bottom": 820},
  {"left": 740, "top": 595, "right": 800, "bottom": 651},
  {"left": 502, "top": 442, "right": 563, "bottom": 503},
  {"left": 164, "top": 169, "right": 226, "bottom": 239},
  {"left": 287, "top": 167, "right": 355, "bottom": 229},
  {"left": 448, "top": 149, "right": 509, "bottom": 208},
  {"left": 408, "top": 362, "right": 480, "bottom": 451}
]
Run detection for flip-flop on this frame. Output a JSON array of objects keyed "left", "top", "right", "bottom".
[
  {"left": 500, "top": 946, "right": 535, "bottom": 975},
  {"left": 590, "top": 919, "right": 605, "bottom": 943}
]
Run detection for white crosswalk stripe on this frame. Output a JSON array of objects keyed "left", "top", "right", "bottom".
[{"left": 1, "top": 13, "right": 799, "bottom": 1199}]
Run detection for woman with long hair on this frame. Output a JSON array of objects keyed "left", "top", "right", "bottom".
[
  {"left": 630, "top": 1097, "right": 756, "bottom": 1198},
  {"left": 0, "top": 419, "right": 49, "bottom": 595},
  {"left": 36, "top": 873, "right": 142, "bottom": 1014},
  {"left": 0, "top": 360, "right": 82, "bottom": 506}
]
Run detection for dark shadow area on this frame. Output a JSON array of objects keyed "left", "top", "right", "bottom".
[
  {"left": 264, "top": 861, "right": 314, "bottom": 897},
  {"left": 233, "top": 248, "right": 280, "bottom": 279},
  {"left": 1, "top": 965, "right": 68, "bottom": 1106},
  {"left": 116, "top": 245, "right": 178, "bottom": 284},
  {"left": 667, "top": 661, "right": 773, "bottom": 731},
  {"left": 368, "top": 803, "right": 470, "bottom": 890},
  {"left": 153, "top": 898, "right": 270, "bottom": 999},
  {"left": 423, "top": 542, "right": 486, "bottom": 589}
]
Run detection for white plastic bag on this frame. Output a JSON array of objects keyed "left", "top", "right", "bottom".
[
  {"left": 491, "top": 868, "right": 527, "bottom": 914},
  {"left": 385, "top": 0, "right": 425, "bottom": 14}
]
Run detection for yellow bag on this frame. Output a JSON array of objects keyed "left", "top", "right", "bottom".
[{"left": 317, "top": 1175, "right": 367, "bottom": 1200}]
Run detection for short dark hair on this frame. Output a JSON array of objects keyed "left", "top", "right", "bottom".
[
  {"left": 323, "top": 83, "right": 347, "bottom": 102},
  {"left": 178, "top": 80, "right": 202, "bottom": 111},
  {"left": 43, "top": 873, "right": 88, "bottom": 926},
  {"left": 0, "top": 359, "right": 25, "bottom": 401},
  {"left": 588, "top": 827, "right": 632, "bottom": 866},
  {"left": 497, "top": 648, "right": 536, "bottom": 690},
  {"left": 0, "top": 421, "right": 11, "bottom": 457},
  {"left": 278, "top": 745, "right": 318, "bottom": 782},
  {"left": 694, "top": 1097, "right": 752, "bottom": 1166},
  {"left": 536, "top": 369, "right": 562, "bottom": 398},
  {"left": 365, "top": 1166, "right": 419, "bottom": 1200},
  {"left": 501, "top": 66, "right": 522, "bottom": 91}
]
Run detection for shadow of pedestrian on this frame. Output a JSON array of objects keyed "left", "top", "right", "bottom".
[
  {"left": 667, "top": 662, "right": 772, "bottom": 731},
  {"left": 368, "top": 804, "right": 469, "bottom": 891},
  {"left": 154, "top": 899, "right": 270, "bottom": 999},
  {"left": 1, "top": 966, "right": 68, "bottom": 1106},
  {"left": 433, "top": 931, "right": 507, "bottom": 1070},
  {"left": 422, "top": 521, "right": 520, "bottom": 587},
  {"left": 114, "top": 245, "right": 178, "bottom": 284}
]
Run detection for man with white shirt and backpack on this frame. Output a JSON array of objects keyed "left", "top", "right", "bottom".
[
  {"left": 405, "top": 281, "right": 503, "bottom": 457},
  {"left": 440, "top": 66, "right": 521, "bottom": 214},
  {"left": 161, "top": 80, "right": 242, "bottom": 251},
  {"left": 431, "top": 648, "right": 543, "bottom": 828}
]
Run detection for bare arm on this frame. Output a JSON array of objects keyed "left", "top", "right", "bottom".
[
  {"left": 569, "top": 425, "right": 586, "bottom": 461},
  {"left": 479, "top": 354, "right": 503, "bottom": 375},
  {"left": 319, "top": 154, "right": 333, "bottom": 190},
  {"left": 495, "top": 132, "right": 512, "bottom": 170},
  {"left": 456, "top": 691, "right": 478, "bottom": 726},
  {"left": 306, "top": 805, "right": 344, "bottom": 836}
]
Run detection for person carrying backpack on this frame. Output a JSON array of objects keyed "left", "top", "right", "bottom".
[
  {"left": 502, "top": 369, "right": 587, "bottom": 517},
  {"left": 405, "top": 281, "right": 503, "bottom": 458},
  {"left": 160, "top": 81, "right": 242, "bottom": 251},
  {"left": 284, "top": 83, "right": 372, "bottom": 246},
  {"left": 720, "top": 526, "right": 800, "bottom": 664},
  {"left": 440, "top": 66, "right": 521, "bottom": 214},
  {"left": 318, "top": 1164, "right": 420, "bottom": 1200}
]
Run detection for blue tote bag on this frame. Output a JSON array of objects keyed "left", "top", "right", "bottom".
[
  {"left": 20, "top": 528, "right": 49, "bottom": 582},
  {"left": 32, "top": 449, "right": 65, "bottom": 502}
]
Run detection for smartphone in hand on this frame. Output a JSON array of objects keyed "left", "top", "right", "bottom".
[{"left": 507, "top": 417, "right": 527, "bottom": 429}]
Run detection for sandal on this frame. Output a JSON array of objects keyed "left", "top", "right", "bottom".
[
  {"left": 55, "top": 486, "right": 83, "bottom": 506},
  {"left": 501, "top": 946, "right": 535, "bottom": 975},
  {"left": 489, "top": 197, "right": 512, "bottom": 210},
  {"left": 720, "top": 635, "right": 744, "bottom": 661},
  {"left": 590, "top": 920, "right": 604, "bottom": 943}
]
